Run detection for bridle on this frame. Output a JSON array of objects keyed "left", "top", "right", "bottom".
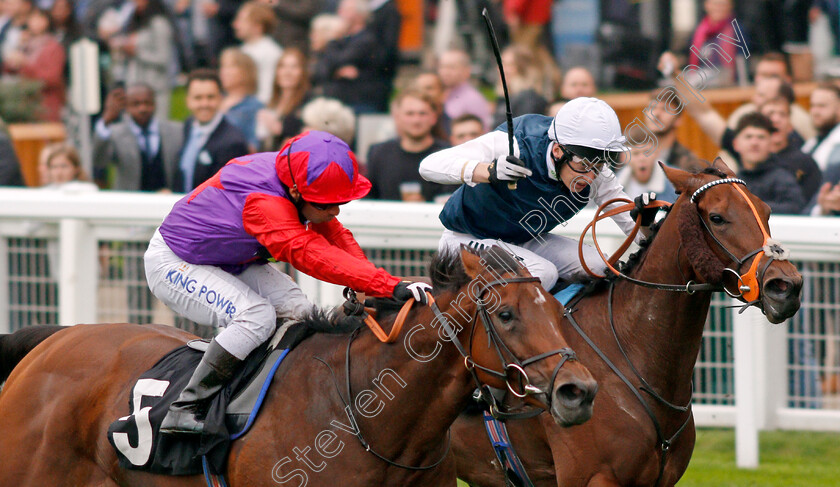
[
  {"left": 689, "top": 178, "right": 789, "bottom": 306},
  {"left": 580, "top": 177, "right": 789, "bottom": 305},
  {"left": 568, "top": 175, "right": 791, "bottom": 486},
  {"left": 323, "top": 270, "right": 578, "bottom": 471},
  {"left": 435, "top": 275, "right": 578, "bottom": 420}
]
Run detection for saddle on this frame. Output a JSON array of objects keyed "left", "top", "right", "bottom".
[{"left": 107, "top": 320, "right": 314, "bottom": 476}]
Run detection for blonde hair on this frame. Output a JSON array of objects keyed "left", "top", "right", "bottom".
[
  {"left": 220, "top": 48, "right": 259, "bottom": 95},
  {"left": 46, "top": 144, "right": 91, "bottom": 182},
  {"left": 301, "top": 97, "right": 356, "bottom": 145}
]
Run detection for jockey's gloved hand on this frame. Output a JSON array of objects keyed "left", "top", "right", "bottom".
[
  {"left": 488, "top": 155, "right": 532, "bottom": 184},
  {"left": 630, "top": 192, "right": 659, "bottom": 227},
  {"left": 392, "top": 281, "right": 433, "bottom": 305}
]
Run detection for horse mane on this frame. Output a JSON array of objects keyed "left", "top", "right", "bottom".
[
  {"left": 429, "top": 246, "right": 524, "bottom": 292},
  {"left": 295, "top": 307, "right": 365, "bottom": 336},
  {"left": 619, "top": 165, "right": 727, "bottom": 278},
  {"left": 700, "top": 166, "right": 728, "bottom": 179}
]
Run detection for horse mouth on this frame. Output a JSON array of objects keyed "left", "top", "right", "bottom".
[
  {"left": 550, "top": 380, "right": 597, "bottom": 426},
  {"left": 761, "top": 276, "right": 802, "bottom": 324},
  {"left": 762, "top": 295, "right": 801, "bottom": 324}
]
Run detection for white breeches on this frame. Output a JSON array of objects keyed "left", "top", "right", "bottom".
[
  {"left": 144, "top": 230, "right": 315, "bottom": 359},
  {"left": 438, "top": 229, "right": 608, "bottom": 290}
]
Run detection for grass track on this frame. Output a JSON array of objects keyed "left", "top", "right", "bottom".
[{"left": 456, "top": 428, "right": 840, "bottom": 486}]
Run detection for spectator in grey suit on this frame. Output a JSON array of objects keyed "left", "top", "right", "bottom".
[
  {"left": 93, "top": 82, "right": 184, "bottom": 325},
  {"left": 93, "top": 83, "right": 183, "bottom": 192}
]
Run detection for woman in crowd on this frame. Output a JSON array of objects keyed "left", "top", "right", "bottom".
[
  {"left": 109, "top": 0, "right": 175, "bottom": 119},
  {"left": 219, "top": 47, "right": 264, "bottom": 152},
  {"left": 256, "top": 48, "right": 311, "bottom": 150},
  {"left": 4, "top": 8, "right": 66, "bottom": 122},
  {"left": 43, "top": 144, "right": 98, "bottom": 191},
  {"left": 491, "top": 44, "right": 548, "bottom": 128},
  {"left": 49, "top": 0, "right": 81, "bottom": 49},
  {"left": 659, "top": 0, "right": 743, "bottom": 87}
]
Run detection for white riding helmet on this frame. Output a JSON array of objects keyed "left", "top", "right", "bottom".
[{"left": 548, "top": 97, "right": 626, "bottom": 163}]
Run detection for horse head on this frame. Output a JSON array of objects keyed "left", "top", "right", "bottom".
[
  {"left": 431, "top": 245, "right": 597, "bottom": 426},
  {"left": 661, "top": 160, "right": 802, "bottom": 323}
]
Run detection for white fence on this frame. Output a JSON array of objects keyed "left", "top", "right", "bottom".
[{"left": 1, "top": 188, "right": 839, "bottom": 467}]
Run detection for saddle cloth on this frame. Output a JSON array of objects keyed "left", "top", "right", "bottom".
[{"left": 106, "top": 323, "right": 309, "bottom": 475}]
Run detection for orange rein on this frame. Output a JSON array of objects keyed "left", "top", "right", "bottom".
[
  {"left": 578, "top": 198, "right": 673, "bottom": 279},
  {"left": 363, "top": 292, "right": 435, "bottom": 343}
]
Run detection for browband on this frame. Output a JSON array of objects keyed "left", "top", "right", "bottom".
[{"left": 689, "top": 178, "right": 746, "bottom": 203}]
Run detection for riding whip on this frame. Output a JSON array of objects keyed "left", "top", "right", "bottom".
[{"left": 481, "top": 7, "right": 519, "bottom": 190}]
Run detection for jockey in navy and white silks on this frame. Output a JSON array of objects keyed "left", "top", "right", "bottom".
[
  {"left": 420, "top": 97, "right": 651, "bottom": 291},
  {"left": 145, "top": 130, "right": 431, "bottom": 436}
]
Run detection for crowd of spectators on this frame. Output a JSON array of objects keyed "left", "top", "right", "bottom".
[{"left": 0, "top": 0, "right": 835, "bottom": 222}]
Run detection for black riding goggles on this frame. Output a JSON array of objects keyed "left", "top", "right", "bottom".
[{"left": 560, "top": 144, "right": 619, "bottom": 174}]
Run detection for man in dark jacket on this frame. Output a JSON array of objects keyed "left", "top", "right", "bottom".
[
  {"left": 760, "top": 96, "right": 822, "bottom": 202},
  {"left": 311, "top": 0, "right": 391, "bottom": 113},
  {"left": 685, "top": 81, "right": 814, "bottom": 211},
  {"left": 176, "top": 69, "right": 249, "bottom": 193},
  {"left": 730, "top": 113, "right": 805, "bottom": 214},
  {"left": 366, "top": 89, "right": 449, "bottom": 202}
]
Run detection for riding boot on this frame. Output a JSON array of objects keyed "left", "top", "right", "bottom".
[{"left": 159, "top": 339, "right": 242, "bottom": 435}]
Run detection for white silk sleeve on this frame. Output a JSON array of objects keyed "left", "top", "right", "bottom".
[{"left": 419, "top": 131, "right": 520, "bottom": 187}]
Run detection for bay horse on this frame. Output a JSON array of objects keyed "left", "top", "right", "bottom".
[
  {"left": 0, "top": 246, "right": 597, "bottom": 487},
  {"left": 452, "top": 162, "right": 803, "bottom": 486}
]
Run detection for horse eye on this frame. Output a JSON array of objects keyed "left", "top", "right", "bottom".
[
  {"left": 498, "top": 310, "right": 514, "bottom": 323},
  {"left": 709, "top": 214, "right": 726, "bottom": 225}
]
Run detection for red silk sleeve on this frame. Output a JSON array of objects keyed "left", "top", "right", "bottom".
[
  {"left": 242, "top": 193, "right": 400, "bottom": 297},
  {"left": 310, "top": 219, "right": 368, "bottom": 261}
]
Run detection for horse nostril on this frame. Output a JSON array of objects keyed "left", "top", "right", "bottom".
[
  {"left": 772, "top": 280, "right": 788, "bottom": 293},
  {"left": 766, "top": 278, "right": 797, "bottom": 298},
  {"left": 555, "top": 380, "right": 596, "bottom": 408}
]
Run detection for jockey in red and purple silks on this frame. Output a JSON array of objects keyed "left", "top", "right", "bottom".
[{"left": 145, "top": 130, "right": 431, "bottom": 436}]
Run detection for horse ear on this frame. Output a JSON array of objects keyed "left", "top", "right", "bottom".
[
  {"left": 460, "top": 245, "right": 483, "bottom": 279},
  {"left": 711, "top": 157, "right": 736, "bottom": 177},
  {"left": 660, "top": 162, "right": 693, "bottom": 194}
]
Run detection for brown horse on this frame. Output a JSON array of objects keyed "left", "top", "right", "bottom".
[
  {"left": 0, "top": 246, "right": 597, "bottom": 487},
  {"left": 452, "top": 163, "right": 803, "bottom": 486}
]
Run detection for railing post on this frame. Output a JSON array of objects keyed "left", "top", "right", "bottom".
[
  {"left": 733, "top": 301, "right": 763, "bottom": 468},
  {"left": 58, "top": 219, "right": 97, "bottom": 325},
  {"left": 764, "top": 319, "right": 788, "bottom": 429}
]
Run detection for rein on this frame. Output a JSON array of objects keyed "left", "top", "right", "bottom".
[
  {"left": 579, "top": 177, "right": 789, "bottom": 301},
  {"left": 565, "top": 282, "right": 692, "bottom": 487},
  {"left": 568, "top": 175, "right": 789, "bottom": 485},
  {"left": 578, "top": 198, "right": 719, "bottom": 293},
  {"left": 324, "top": 274, "right": 578, "bottom": 471}
]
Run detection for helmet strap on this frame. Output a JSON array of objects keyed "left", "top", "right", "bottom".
[
  {"left": 284, "top": 140, "right": 308, "bottom": 222},
  {"left": 551, "top": 144, "right": 572, "bottom": 181}
]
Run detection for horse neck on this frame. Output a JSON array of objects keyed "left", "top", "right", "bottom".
[
  {"left": 350, "top": 293, "right": 475, "bottom": 463},
  {"left": 610, "top": 210, "right": 712, "bottom": 402}
]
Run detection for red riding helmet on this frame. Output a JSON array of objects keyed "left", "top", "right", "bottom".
[{"left": 275, "top": 130, "right": 371, "bottom": 204}]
